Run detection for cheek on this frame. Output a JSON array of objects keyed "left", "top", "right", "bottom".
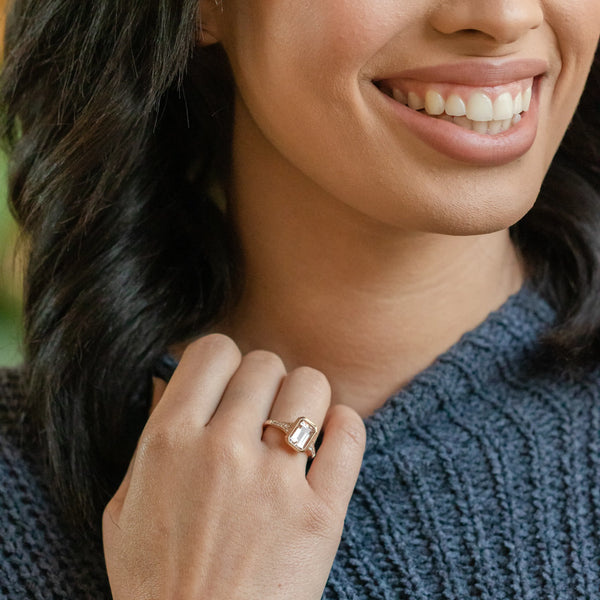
[
  {"left": 541, "top": 3, "right": 599, "bottom": 161},
  {"left": 221, "top": 0, "right": 422, "bottom": 175},
  {"left": 222, "top": 0, "right": 416, "bottom": 89},
  {"left": 220, "top": 0, "right": 393, "bottom": 173},
  {"left": 545, "top": 0, "right": 600, "bottom": 51},
  {"left": 291, "top": 0, "right": 416, "bottom": 75},
  {"left": 545, "top": 0, "right": 599, "bottom": 91}
]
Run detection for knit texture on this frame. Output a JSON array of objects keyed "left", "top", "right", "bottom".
[
  {"left": 0, "top": 369, "right": 111, "bottom": 599},
  {"left": 2, "top": 286, "right": 600, "bottom": 598}
]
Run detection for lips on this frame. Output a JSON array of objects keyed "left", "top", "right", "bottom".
[{"left": 372, "top": 59, "right": 548, "bottom": 165}]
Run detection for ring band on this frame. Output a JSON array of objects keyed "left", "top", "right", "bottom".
[{"left": 263, "top": 416, "right": 319, "bottom": 458}]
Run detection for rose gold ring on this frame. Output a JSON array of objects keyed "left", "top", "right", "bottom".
[{"left": 263, "top": 417, "right": 319, "bottom": 459}]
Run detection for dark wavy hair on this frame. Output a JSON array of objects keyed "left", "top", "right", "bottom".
[{"left": 1, "top": 0, "right": 599, "bottom": 535}]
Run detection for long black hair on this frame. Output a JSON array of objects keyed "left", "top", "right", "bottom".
[{"left": 1, "top": 1, "right": 599, "bottom": 534}]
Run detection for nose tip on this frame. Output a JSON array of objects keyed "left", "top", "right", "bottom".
[{"left": 430, "top": 1, "right": 544, "bottom": 46}]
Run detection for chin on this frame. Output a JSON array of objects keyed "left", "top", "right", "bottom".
[{"left": 417, "top": 189, "right": 540, "bottom": 236}]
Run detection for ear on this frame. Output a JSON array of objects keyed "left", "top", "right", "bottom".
[{"left": 197, "top": 0, "right": 223, "bottom": 46}]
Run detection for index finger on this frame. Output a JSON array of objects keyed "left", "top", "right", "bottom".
[{"left": 149, "top": 334, "right": 242, "bottom": 428}]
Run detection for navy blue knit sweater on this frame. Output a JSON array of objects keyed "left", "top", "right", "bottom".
[{"left": 2, "top": 286, "right": 600, "bottom": 598}]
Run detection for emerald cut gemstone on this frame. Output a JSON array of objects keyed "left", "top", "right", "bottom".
[{"left": 288, "top": 419, "right": 317, "bottom": 451}]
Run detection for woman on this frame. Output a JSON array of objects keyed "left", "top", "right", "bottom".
[{"left": 1, "top": 0, "right": 599, "bottom": 597}]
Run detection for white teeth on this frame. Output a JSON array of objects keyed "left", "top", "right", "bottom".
[
  {"left": 453, "top": 116, "right": 473, "bottom": 131},
  {"left": 493, "top": 93, "right": 514, "bottom": 121},
  {"left": 523, "top": 86, "right": 532, "bottom": 111},
  {"left": 513, "top": 91, "right": 523, "bottom": 115},
  {"left": 425, "top": 90, "right": 445, "bottom": 115},
  {"left": 392, "top": 88, "right": 408, "bottom": 104},
  {"left": 466, "top": 92, "right": 494, "bottom": 121},
  {"left": 445, "top": 94, "right": 466, "bottom": 117},
  {"left": 408, "top": 91, "right": 425, "bottom": 110},
  {"left": 387, "top": 82, "right": 534, "bottom": 136},
  {"left": 472, "top": 120, "right": 489, "bottom": 134},
  {"left": 487, "top": 120, "right": 503, "bottom": 135}
]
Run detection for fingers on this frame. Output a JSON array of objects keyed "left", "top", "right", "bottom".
[
  {"left": 209, "top": 350, "right": 287, "bottom": 436},
  {"left": 144, "top": 334, "right": 362, "bottom": 510},
  {"left": 307, "top": 404, "right": 366, "bottom": 512},
  {"left": 104, "top": 351, "right": 358, "bottom": 600},
  {"left": 262, "top": 366, "right": 331, "bottom": 464},
  {"left": 149, "top": 334, "right": 242, "bottom": 428}
]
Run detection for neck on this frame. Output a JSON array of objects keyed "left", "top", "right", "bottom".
[{"left": 218, "top": 196, "right": 522, "bottom": 420}]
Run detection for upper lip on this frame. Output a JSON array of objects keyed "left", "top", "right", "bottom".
[{"left": 375, "top": 58, "right": 549, "bottom": 87}]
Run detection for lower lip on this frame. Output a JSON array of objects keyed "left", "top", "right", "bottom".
[{"left": 376, "top": 78, "right": 541, "bottom": 166}]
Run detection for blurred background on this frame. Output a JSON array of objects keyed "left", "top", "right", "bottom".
[
  {"left": 0, "top": 0, "right": 23, "bottom": 366},
  {"left": 0, "top": 156, "right": 20, "bottom": 366}
]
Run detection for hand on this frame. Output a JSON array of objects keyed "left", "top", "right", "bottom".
[{"left": 102, "top": 334, "right": 366, "bottom": 600}]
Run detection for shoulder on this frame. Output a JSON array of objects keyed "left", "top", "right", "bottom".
[{"left": 0, "top": 367, "right": 111, "bottom": 599}]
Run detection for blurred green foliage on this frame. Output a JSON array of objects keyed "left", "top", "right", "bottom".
[
  {"left": 0, "top": 151, "right": 22, "bottom": 366},
  {"left": 0, "top": 5, "right": 20, "bottom": 365}
]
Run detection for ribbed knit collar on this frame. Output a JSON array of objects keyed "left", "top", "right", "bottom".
[{"left": 363, "top": 285, "right": 556, "bottom": 454}]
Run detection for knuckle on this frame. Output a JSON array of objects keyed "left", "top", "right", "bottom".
[
  {"left": 255, "top": 468, "right": 289, "bottom": 505},
  {"left": 138, "top": 421, "right": 189, "bottom": 458},
  {"left": 254, "top": 462, "right": 305, "bottom": 512},
  {"left": 264, "top": 458, "right": 296, "bottom": 490},
  {"left": 289, "top": 366, "right": 331, "bottom": 399},
  {"left": 243, "top": 349, "right": 287, "bottom": 374},
  {"left": 300, "top": 499, "right": 336, "bottom": 538},
  {"left": 339, "top": 419, "right": 367, "bottom": 451},
  {"left": 205, "top": 433, "right": 247, "bottom": 470}
]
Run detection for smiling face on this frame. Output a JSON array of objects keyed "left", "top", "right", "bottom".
[{"left": 201, "top": 0, "right": 600, "bottom": 235}]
